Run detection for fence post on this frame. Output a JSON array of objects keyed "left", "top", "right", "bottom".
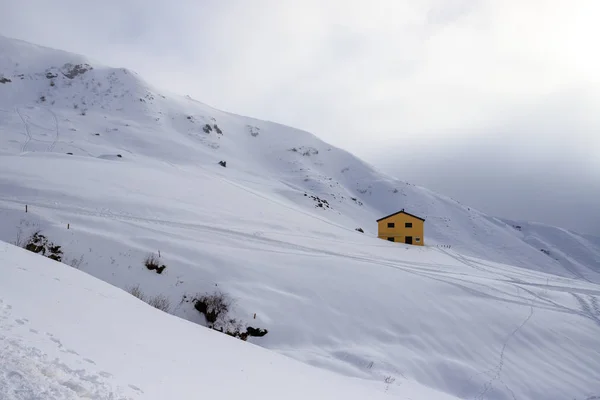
[
  {"left": 25, "top": 205, "right": 28, "bottom": 213},
  {"left": 67, "top": 223, "right": 70, "bottom": 230}
]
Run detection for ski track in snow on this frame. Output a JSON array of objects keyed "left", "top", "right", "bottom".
[
  {"left": 15, "top": 107, "right": 32, "bottom": 153},
  {"left": 571, "top": 293, "right": 600, "bottom": 328},
  {"left": 48, "top": 108, "right": 60, "bottom": 152},
  {"left": 15, "top": 106, "right": 60, "bottom": 153},
  {"left": 469, "top": 303, "right": 534, "bottom": 400}
]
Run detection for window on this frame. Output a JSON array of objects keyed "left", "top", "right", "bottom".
[
  {"left": 387, "top": 237, "right": 394, "bottom": 242},
  {"left": 415, "top": 237, "right": 421, "bottom": 242},
  {"left": 387, "top": 222, "right": 395, "bottom": 228},
  {"left": 405, "top": 222, "right": 413, "bottom": 228}
]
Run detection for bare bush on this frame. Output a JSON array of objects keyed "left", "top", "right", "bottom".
[
  {"left": 384, "top": 375, "right": 396, "bottom": 393},
  {"left": 192, "top": 290, "right": 268, "bottom": 340},
  {"left": 127, "top": 286, "right": 171, "bottom": 313},
  {"left": 144, "top": 253, "right": 166, "bottom": 274},
  {"left": 13, "top": 227, "right": 25, "bottom": 247},
  {"left": 68, "top": 255, "right": 85, "bottom": 269},
  {"left": 144, "top": 253, "right": 159, "bottom": 268},
  {"left": 127, "top": 285, "right": 146, "bottom": 302},
  {"left": 147, "top": 294, "right": 171, "bottom": 313},
  {"left": 194, "top": 290, "right": 232, "bottom": 326}
]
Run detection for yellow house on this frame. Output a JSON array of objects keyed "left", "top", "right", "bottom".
[{"left": 377, "top": 209, "right": 425, "bottom": 246}]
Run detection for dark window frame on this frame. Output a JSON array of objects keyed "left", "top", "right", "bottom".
[
  {"left": 405, "top": 222, "right": 413, "bottom": 228},
  {"left": 387, "top": 222, "right": 395, "bottom": 228},
  {"left": 387, "top": 237, "right": 394, "bottom": 242}
]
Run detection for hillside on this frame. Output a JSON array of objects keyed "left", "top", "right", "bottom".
[
  {"left": 2, "top": 241, "right": 458, "bottom": 399},
  {"left": 1, "top": 35, "right": 599, "bottom": 282},
  {"left": 1, "top": 35, "right": 600, "bottom": 399}
]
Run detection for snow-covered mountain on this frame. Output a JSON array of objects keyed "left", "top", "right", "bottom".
[{"left": 1, "top": 35, "right": 599, "bottom": 399}]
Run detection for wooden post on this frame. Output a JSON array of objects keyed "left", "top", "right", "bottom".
[
  {"left": 158, "top": 250, "right": 161, "bottom": 258},
  {"left": 25, "top": 205, "right": 28, "bottom": 213},
  {"left": 253, "top": 313, "right": 256, "bottom": 319},
  {"left": 67, "top": 223, "right": 70, "bottom": 230}
]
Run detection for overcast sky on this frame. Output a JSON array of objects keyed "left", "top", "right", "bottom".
[{"left": 2, "top": 0, "right": 599, "bottom": 235}]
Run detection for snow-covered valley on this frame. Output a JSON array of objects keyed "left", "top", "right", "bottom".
[{"left": 1, "top": 35, "right": 599, "bottom": 399}]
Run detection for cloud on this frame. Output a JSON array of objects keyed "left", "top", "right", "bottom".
[
  {"left": 370, "top": 88, "right": 600, "bottom": 235},
  {"left": 1, "top": 0, "right": 598, "bottom": 233}
]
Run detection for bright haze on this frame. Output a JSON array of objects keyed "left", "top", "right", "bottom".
[{"left": 2, "top": 0, "right": 599, "bottom": 235}]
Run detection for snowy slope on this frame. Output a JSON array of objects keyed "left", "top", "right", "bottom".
[
  {"left": 500, "top": 218, "right": 600, "bottom": 283},
  {"left": 1, "top": 35, "right": 598, "bottom": 282},
  {"left": 1, "top": 242, "right": 460, "bottom": 399},
  {"left": 1, "top": 35, "right": 600, "bottom": 400}
]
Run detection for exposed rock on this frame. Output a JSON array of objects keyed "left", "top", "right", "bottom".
[
  {"left": 289, "top": 146, "right": 319, "bottom": 156},
  {"left": 350, "top": 197, "right": 363, "bottom": 206},
  {"left": 61, "top": 63, "right": 93, "bottom": 79},
  {"left": 305, "top": 193, "right": 331, "bottom": 209},
  {"left": 247, "top": 125, "right": 260, "bottom": 137}
]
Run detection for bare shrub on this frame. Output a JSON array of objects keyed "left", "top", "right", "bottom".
[
  {"left": 144, "top": 253, "right": 166, "bottom": 274},
  {"left": 384, "top": 375, "right": 396, "bottom": 393},
  {"left": 194, "top": 290, "right": 232, "bottom": 326},
  {"left": 127, "top": 286, "right": 171, "bottom": 313},
  {"left": 68, "top": 255, "right": 85, "bottom": 269},
  {"left": 127, "top": 285, "right": 146, "bottom": 302},
  {"left": 144, "top": 253, "right": 159, "bottom": 268},
  {"left": 13, "top": 227, "right": 25, "bottom": 247},
  {"left": 147, "top": 294, "right": 171, "bottom": 312},
  {"left": 192, "top": 290, "right": 268, "bottom": 340}
]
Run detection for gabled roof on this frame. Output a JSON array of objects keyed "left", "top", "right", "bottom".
[{"left": 376, "top": 209, "right": 426, "bottom": 222}]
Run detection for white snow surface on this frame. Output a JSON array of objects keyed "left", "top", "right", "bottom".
[
  {"left": 2, "top": 242, "right": 455, "bottom": 399},
  {"left": 1, "top": 35, "right": 600, "bottom": 399}
]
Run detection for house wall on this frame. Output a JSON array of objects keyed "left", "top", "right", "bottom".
[{"left": 377, "top": 213, "right": 424, "bottom": 246}]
